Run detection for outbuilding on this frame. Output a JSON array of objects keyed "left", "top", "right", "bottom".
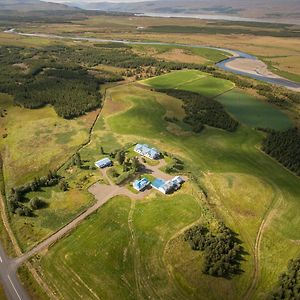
[
  {"left": 133, "top": 178, "right": 150, "bottom": 192},
  {"left": 95, "top": 157, "right": 112, "bottom": 169}
]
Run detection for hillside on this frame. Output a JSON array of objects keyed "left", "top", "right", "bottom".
[
  {"left": 79, "top": 0, "right": 300, "bottom": 24},
  {"left": 0, "top": 0, "right": 79, "bottom": 11}
]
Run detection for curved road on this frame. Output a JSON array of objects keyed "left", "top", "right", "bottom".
[{"left": 4, "top": 28, "right": 300, "bottom": 91}]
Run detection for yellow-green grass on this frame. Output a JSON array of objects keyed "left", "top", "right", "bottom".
[
  {"left": 33, "top": 82, "right": 300, "bottom": 299},
  {"left": 18, "top": 264, "right": 50, "bottom": 300},
  {"left": 0, "top": 94, "right": 96, "bottom": 189},
  {"left": 11, "top": 186, "right": 95, "bottom": 252},
  {"left": 131, "top": 44, "right": 230, "bottom": 63},
  {"left": 0, "top": 93, "right": 101, "bottom": 251},
  {"left": 0, "top": 212, "right": 15, "bottom": 257},
  {"left": 0, "top": 284, "right": 6, "bottom": 300},
  {"left": 143, "top": 70, "right": 235, "bottom": 98},
  {"left": 216, "top": 89, "right": 293, "bottom": 130},
  {"left": 34, "top": 192, "right": 202, "bottom": 300}
]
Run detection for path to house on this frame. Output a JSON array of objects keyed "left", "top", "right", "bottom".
[{"left": 0, "top": 159, "right": 180, "bottom": 300}]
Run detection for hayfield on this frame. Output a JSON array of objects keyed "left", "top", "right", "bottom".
[
  {"left": 143, "top": 70, "right": 235, "bottom": 98},
  {"left": 216, "top": 89, "right": 292, "bottom": 130},
  {"left": 34, "top": 193, "right": 202, "bottom": 300},
  {"left": 35, "top": 80, "right": 300, "bottom": 299}
]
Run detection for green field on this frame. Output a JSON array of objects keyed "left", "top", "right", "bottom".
[
  {"left": 34, "top": 80, "right": 300, "bottom": 299},
  {"left": 34, "top": 194, "right": 202, "bottom": 299},
  {"left": 143, "top": 70, "right": 235, "bottom": 98},
  {"left": 216, "top": 89, "right": 293, "bottom": 130}
]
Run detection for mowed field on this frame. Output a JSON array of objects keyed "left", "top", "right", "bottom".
[
  {"left": 34, "top": 71, "right": 300, "bottom": 299},
  {"left": 144, "top": 70, "right": 292, "bottom": 130},
  {"left": 216, "top": 89, "right": 292, "bottom": 130},
  {"left": 143, "top": 70, "right": 235, "bottom": 98},
  {"left": 34, "top": 194, "right": 202, "bottom": 299}
]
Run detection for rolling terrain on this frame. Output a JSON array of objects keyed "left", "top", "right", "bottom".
[
  {"left": 19, "top": 71, "right": 299, "bottom": 299},
  {"left": 0, "top": 12, "right": 300, "bottom": 300}
]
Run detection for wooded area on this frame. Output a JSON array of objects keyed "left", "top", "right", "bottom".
[
  {"left": 269, "top": 256, "right": 300, "bottom": 299},
  {"left": 262, "top": 128, "right": 300, "bottom": 176},
  {"left": 158, "top": 89, "right": 239, "bottom": 132},
  {"left": 184, "top": 223, "right": 244, "bottom": 278}
]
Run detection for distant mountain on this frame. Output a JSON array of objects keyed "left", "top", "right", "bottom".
[
  {"left": 78, "top": 0, "right": 300, "bottom": 22},
  {"left": 0, "top": 0, "right": 79, "bottom": 11}
]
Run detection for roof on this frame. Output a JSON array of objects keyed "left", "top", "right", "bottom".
[
  {"left": 95, "top": 157, "right": 112, "bottom": 168},
  {"left": 134, "top": 144, "right": 160, "bottom": 159},
  {"left": 151, "top": 178, "right": 165, "bottom": 189},
  {"left": 172, "top": 176, "right": 185, "bottom": 185},
  {"left": 133, "top": 178, "right": 150, "bottom": 191}
]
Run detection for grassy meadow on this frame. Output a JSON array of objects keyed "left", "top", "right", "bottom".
[
  {"left": 0, "top": 92, "right": 102, "bottom": 251},
  {"left": 32, "top": 71, "right": 300, "bottom": 299},
  {"left": 14, "top": 14, "right": 300, "bottom": 81},
  {"left": 216, "top": 89, "right": 293, "bottom": 130}
]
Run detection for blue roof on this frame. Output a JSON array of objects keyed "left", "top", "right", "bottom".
[
  {"left": 151, "top": 178, "right": 165, "bottom": 189},
  {"left": 95, "top": 157, "right": 112, "bottom": 168},
  {"left": 133, "top": 178, "right": 150, "bottom": 191}
]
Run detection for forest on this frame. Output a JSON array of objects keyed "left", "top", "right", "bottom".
[
  {"left": 0, "top": 45, "right": 214, "bottom": 119},
  {"left": 262, "top": 128, "right": 300, "bottom": 176},
  {"left": 269, "top": 256, "right": 300, "bottom": 299},
  {"left": 14, "top": 68, "right": 102, "bottom": 118},
  {"left": 184, "top": 223, "right": 243, "bottom": 278},
  {"left": 158, "top": 89, "right": 239, "bottom": 132}
]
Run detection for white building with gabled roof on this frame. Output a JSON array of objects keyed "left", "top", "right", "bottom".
[{"left": 134, "top": 144, "right": 160, "bottom": 160}]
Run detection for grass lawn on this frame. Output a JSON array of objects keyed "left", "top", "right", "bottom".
[
  {"left": 35, "top": 81, "right": 300, "bottom": 299},
  {"left": 143, "top": 70, "right": 235, "bottom": 98},
  {"left": 216, "top": 89, "right": 293, "bottom": 130}
]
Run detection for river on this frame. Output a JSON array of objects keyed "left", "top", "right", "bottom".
[{"left": 4, "top": 29, "right": 300, "bottom": 91}]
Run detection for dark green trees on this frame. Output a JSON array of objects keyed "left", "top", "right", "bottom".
[
  {"left": 184, "top": 223, "right": 243, "bottom": 278},
  {"left": 270, "top": 257, "right": 300, "bottom": 299},
  {"left": 262, "top": 128, "right": 300, "bottom": 176},
  {"left": 157, "top": 89, "right": 238, "bottom": 132}
]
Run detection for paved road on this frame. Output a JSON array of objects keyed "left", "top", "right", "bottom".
[
  {"left": 4, "top": 28, "right": 300, "bottom": 91},
  {"left": 0, "top": 160, "right": 180, "bottom": 300},
  {"left": 0, "top": 245, "right": 30, "bottom": 300}
]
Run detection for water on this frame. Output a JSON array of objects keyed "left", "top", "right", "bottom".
[{"left": 4, "top": 29, "right": 300, "bottom": 91}]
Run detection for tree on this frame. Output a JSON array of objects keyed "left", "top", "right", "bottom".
[
  {"left": 116, "top": 150, "right": 125, "bottom": 165},
  {"left": 59, "top": 180, "right": 69, "bottom": 191},
  {"left": 131, "top": 157, "right": 140, "bottom": 172},
  {"left": 100, "top": 146, "right": 105, "bottom": 155},
  {"left": 74, "top": 152, "right": 82, "bottom": 168},
  {"left": 30, "top": 197, "right": 46, "bottom": 210}
]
